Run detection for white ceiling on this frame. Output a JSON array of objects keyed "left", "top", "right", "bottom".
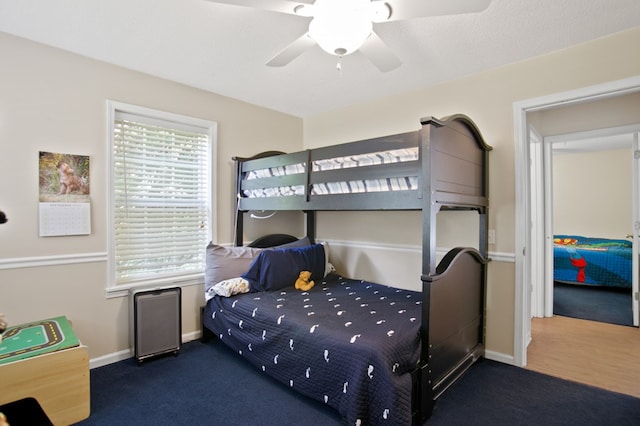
[{"left": 1, "top": 0, "right": 639, "bottom": 117}]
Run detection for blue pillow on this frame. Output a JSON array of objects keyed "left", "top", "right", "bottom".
[{"left": 242, "top": 244, "right": 325, "bottom": 292}]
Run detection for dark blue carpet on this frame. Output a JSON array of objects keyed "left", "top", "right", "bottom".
[
  {"left": 78, "top": 340, "right": 640, "bottom": 425},
  {"left": 554, "top": 282, "right": 633, "bottom": 326},
  {"left": 78, "top": 340, "right": 342, "bottom": 426},
  {"left": 428, "top": 359, "right": 640, "bottom": 426}
]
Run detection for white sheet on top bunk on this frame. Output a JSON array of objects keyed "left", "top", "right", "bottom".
[
  {"left": 243, "top": 147, "right": 419, "bottom": 198},
  {"left": 242, "top": 177, "right": 418, "bottom": 198},
  {"left": 313, "top": 147, "right": 418, "bottom": 171}
]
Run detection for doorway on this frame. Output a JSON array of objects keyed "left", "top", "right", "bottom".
[
  {"left": 513, "top": 76, "right": 640, "bottom": 367},
  {"left": 545, "top": 129, "right": 636, "bottom": 327}
]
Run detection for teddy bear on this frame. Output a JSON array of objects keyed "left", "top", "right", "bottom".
[{"left": 294, "top": 271, "right": 315, "bottom": 291}]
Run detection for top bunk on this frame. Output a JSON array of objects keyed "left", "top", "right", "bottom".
[{"left": 234, "top": 114, "right": 492, "bottom": 213}]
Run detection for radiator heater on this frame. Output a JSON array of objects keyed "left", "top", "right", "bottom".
[{"left": 130, "top": 287, "right": 182, "bottom": 364}]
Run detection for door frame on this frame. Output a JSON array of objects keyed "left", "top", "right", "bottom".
[
  {"left": 633, "top": 132, "right": 640, "bottom": 326},
  {"left": 541, "top": 126, "right": 640, "bottom": 320},
  {"left": 513, "top": 76, "right": 640, "bottom": 367}
]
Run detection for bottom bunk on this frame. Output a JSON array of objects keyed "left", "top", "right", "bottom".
[{"left": 202, "top": 239, "right": 486, "bottom": 425}]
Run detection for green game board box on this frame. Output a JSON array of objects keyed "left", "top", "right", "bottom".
[{"left": 0, "top": 316, "right": 80, "bottom": 365}]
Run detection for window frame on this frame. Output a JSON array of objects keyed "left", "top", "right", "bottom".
[{"left": 106, "top": 101, "right": 217, "bottom": 296}]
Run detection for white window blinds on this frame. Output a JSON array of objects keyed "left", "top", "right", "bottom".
[{"left": 111, "top": 110, "right": 212, "bottom": 286}]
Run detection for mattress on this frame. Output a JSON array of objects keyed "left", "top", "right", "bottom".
[
  {"left": 203, "top": 273, "right": 421, "bottom": 425},
  {"left": 242, "top": 147, "right": 419, "bottom": 198}
]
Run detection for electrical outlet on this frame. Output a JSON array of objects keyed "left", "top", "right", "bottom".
[{"left": 488, "top": 229, "right": 496, "bottom": 244}]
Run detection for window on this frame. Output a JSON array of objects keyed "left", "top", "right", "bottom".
[{"left": 107, "top": 101, "right": 216, "bottom": 292}]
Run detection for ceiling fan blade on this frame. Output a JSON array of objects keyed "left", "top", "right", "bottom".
[
  {"left": 383, "top": 0, "right": 492, "bottom": 22},
  {"left": 266, "top": 32, "right": 317, "bottom": 67},
  {"left": 204, "top": 0, "right": 311, "bottom": 16},
  {"left": 358, "top": 31, "right": 401, "bottom": 72}
]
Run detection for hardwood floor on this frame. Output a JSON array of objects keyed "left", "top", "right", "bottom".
[{"left": 526, "top": 316, "right": 640, "bottom": 398}]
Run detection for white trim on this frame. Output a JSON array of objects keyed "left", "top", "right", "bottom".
[
  {"left": 634, "top": 132, "right": 640, "bottom": 327},
  {"left": 484, "top": 349, "right": 516, "bottom": 366},
  {"left": 105, "top": 100, "right": 218, "bottom": 289},
  {"left": 324, "top": 239, "right": 421, "bottom": 253},
  {"left": 529, "top": 126, "right": 547, "bottom": 318},
  {"left": 545, "top": 124, "right": 640, "bottom": 146},
  {"left": 89, "top": 348, "right": 132, "bottom": 369},
  {"left": 542, "top": 125, "right": 640, "bottom": 318},
  {"left": 513, "top": 77, "right": 640, "bottom": 113},
  {"left": 107, "top": 101, "right": 217, "bottom": 131},
  {"left": 323, "top": 239, "right": 514, "bottom": 262},
  {"left": 89, "top": 330, "right": 202, "bottom": 369},
  {"left": 0, "top": 252, "right": 107, "bottom": 270},
  {"left": 486, "top": 251, "right": 515, "bottom": 263},
  {"left": 543, "top": 139, "right": 554, "bottom": 317},
  {"left": 105, "top": 276, "right": 204, "bottom": 299},
  {"left": 89, "top": 331, "right": 516, "bottom": 369},
  {"left": 513, "top": 76, "right": 640, "bottom": 368}
]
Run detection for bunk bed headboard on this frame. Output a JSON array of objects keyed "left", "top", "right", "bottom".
[
  {"left": 420, "top": 114, "right": 491, "bottom": 273},
  {"left": 421, "top": 114, "right": 491, "bottom": 209}
]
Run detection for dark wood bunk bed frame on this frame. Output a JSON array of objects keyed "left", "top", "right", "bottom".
[{"left": 226, "top": 114, "right": 491, "bottom": 424}]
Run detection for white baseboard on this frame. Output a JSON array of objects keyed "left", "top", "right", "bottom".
[
  {"left": 90, "top": 330, "right": 514, "bottom": 373},
  {"left": 89, "top": 330, "right": 203, "bottom": 369},
  {"left": 484, "top": 349, "right": 516, "bottom": 365},
  {"left": 89, "top": 349, "right": 132, "bottom": 369}
]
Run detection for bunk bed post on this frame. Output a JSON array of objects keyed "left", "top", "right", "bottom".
[
  {"left": 479, "top": 209, "right": 488, "bottom": 258},
  {"left": 233, "top": 155, "right": 244, "bottom": 246},
  {"left": 234, "top": 210, "right": 244, "bottom": 246},
  {"left": 305, "top": 211, "right": 316, "bottom": 243},
  {"left": 420, "top": 121, "right": 438, "bottom": 276},
  {"left": 480, "top": 141, "right": 491, "bottom": 260},
  {"left": 418, "top": 120, "right": 437, "bottom": 422}
]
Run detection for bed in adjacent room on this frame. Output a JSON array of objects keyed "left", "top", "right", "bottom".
[
  {"left": 202, "top": 114, "right": 492, "bottom": 425},
  {"left": 553, "top": 235, "right": 632, "bottom": 288}
]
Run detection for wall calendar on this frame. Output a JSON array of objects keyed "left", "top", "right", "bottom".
[{"left": 38, "top": 151, "right": 91, "bottom": 237}]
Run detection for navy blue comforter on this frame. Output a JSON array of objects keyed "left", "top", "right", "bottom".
[{"left": 203, "top": 274, "right": 421, "bottom": 425}]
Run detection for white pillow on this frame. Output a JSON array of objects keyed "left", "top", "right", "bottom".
[{"left": 318, "top": 240, "right": 335, "bottom": 276}]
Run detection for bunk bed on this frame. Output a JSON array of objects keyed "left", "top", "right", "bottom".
[{"left": 202, "top": 114, "right": 492, "bottom": 425}]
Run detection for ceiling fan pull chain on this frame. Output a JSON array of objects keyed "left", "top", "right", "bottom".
[{"left": 336, "top": 55, "right": 343, "bottom": 76}]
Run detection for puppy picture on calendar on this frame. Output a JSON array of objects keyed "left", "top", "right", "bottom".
[{"left": 39, "top": 152, "right": 90, "bottom": 202}]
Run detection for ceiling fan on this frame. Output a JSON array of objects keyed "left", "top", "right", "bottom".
[{"left": 206, "top": 0, "right": 492, "bottom": 72}]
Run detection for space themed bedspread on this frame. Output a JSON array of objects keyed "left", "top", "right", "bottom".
[{"left": 203, "top": 273, "right": 422, "bottom": 425}]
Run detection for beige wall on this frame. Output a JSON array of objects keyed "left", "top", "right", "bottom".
[
  {"left": 1, "top": 26, "right": 639, "bottom": 364},
  {"left": 303, "top": 27, "right": 640, "bottom": 357},
  {"left": 0, "top": 33, "right": 303, "bottom": 360},
  {"left": 553, "top": 148, "right": 632, "bottom": 239}
]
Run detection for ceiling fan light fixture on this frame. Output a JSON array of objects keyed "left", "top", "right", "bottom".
[
  {"left": 293, "top": 4, "right": 314, "bottom": 17},
  {"left": 370, "top": 1, "right": 392, "bottom": 23},
  {"left": 308, "top": 0, "right": 373, "bottom": 56}
]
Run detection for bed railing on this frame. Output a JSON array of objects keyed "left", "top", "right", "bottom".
[
  {"left": 236, "top": 130, "right": 423, "bottom": 212},
  {"left": 235, "top": 115, "right": 490, "bottom": 215}
]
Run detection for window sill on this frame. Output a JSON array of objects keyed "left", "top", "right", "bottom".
[{"left": 105, "top": 274, "right": 204, "bottom": 299}]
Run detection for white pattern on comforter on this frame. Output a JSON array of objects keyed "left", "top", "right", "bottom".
[{"left": 203, "top": 274, "right": 422, "bottom": 425}]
